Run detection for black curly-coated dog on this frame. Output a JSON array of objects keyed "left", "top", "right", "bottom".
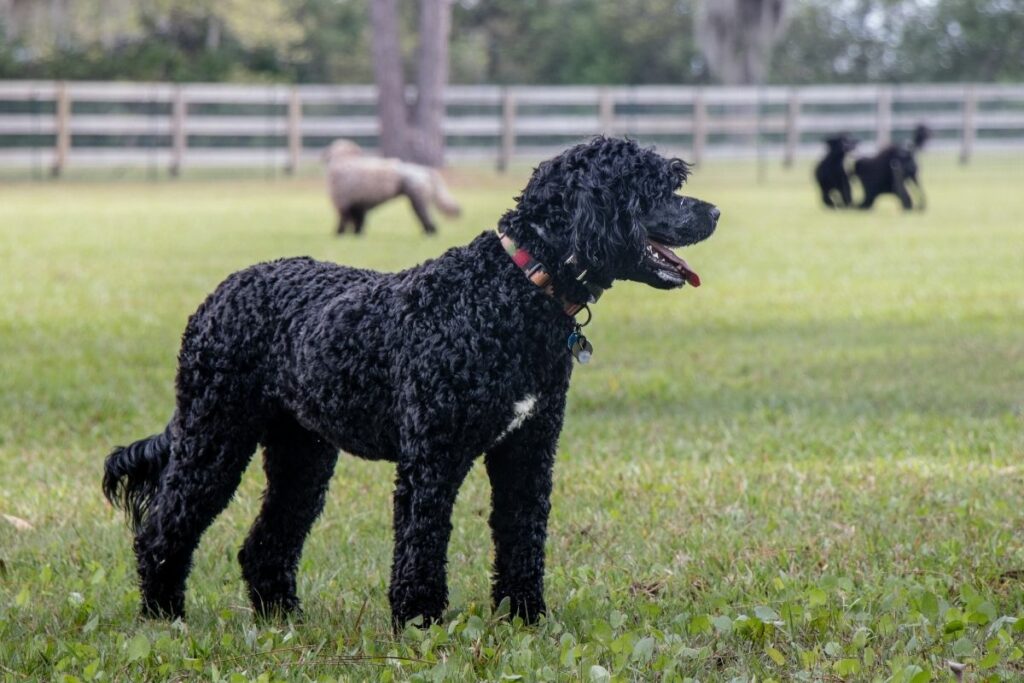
[
  {"left": 103, "top": 136, "right": 719, "bottom": 629},
  {"left": 814, "top": 133, "right": 858, "bottom": 208},
  {"left": 853, "top": 123, "right": 931, "bottom": 211}
]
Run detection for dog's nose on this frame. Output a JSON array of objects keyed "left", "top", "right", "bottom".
[{"left": 709, "top": 206, "right": 721, "bottom": 222}]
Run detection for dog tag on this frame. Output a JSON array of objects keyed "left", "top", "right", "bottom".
[{"left": 567, "top": 331, "right": 593, "bottom": 364}]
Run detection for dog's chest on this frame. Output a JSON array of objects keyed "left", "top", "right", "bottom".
[{"left": 491, "top": 394, "right": 538, "bottom": 445}]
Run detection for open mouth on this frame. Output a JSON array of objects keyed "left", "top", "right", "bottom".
[{"left": 645, "top": 238, "right": 701, "bottom": 288}]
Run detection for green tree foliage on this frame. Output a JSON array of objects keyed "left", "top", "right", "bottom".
[
  {"left": 0, "top": 0, "right": 305, "bottom": 81},
  {"left": 1, "top": 0, "right": 1022, "bottom": 83},
  {"left": 450, "top": 0, "right": 707, "bottom": 85},
  {"left": 772, "top": 0, "right": 1024, "bottom": 83},
  {"left": 290, "top": 0, "right": 374, "bottom": 84},
  {"left": 900, "top": 0, "right": 1024, "bottom": 82}
]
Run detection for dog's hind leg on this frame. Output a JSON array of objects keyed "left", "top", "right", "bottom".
[
  {"left": 239, "top": 417, "right": 338, "bottom": 617},
  {"left": 484, "top": 414, "right": 559, "bottom": 624},
  {"left": 859, "top": 187, "right": 878, "bottom": 209},
  {"left": 133, "top": 408, "right": 258, "bottom": 619},
  {"left": 908, "top": 175, "right": 926, "bottom": 211},
  {"left": 897, "top": 186, "right": 913, "bottom": 211},
  {"left": 840, "top": 175, "right": 854, "bottom": 207},
  {"left": 349, "top": 206, "right": 367, "bottom": 235},
  {"left": 821, "top": 187, "right": 837, "bottom": 209},
  {"left": 388, "top": 450, "right": 474, "bottom": 630},
  {"left": 893, "top": 165, "right": 914, "bottom": 211},
  {"left": 402, "top": 184, "right": 438, "bottom": 235}
]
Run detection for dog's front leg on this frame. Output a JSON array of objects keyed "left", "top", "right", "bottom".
[
  {"left": 388, "top": 455, "right": 473, "bottom": 631},
  {"left": 908, "top": 176, "right": 926, "bottom": 211},
  {"left": 484, "top": 417, "right": 560, "bottom": 624},
  {"left": 892, "top": 162, "right": 914, "bottom": 211},
  {"left": 840, "top": 174, "right": 854, "bottom": 208}
]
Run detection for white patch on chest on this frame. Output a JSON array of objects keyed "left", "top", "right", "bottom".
[{"left": 493, "top": 394, "right": 537, "bottom": 445}]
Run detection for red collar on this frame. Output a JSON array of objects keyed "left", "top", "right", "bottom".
[{"left": 498, "top": 232, "right": 603, "bottom": 318}]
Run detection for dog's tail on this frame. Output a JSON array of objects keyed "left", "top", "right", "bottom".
[
  {"left": 102, "top": 424, "right": 173, "bottom": 532},
  {"left": 912, "top": 123, "right": 931, "bottom": 151},
  {"left": 429, "top": 169, "right": 461, "bottom": 218}
]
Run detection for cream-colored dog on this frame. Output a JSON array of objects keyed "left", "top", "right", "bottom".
[{"left": 323, "top": 139, "right": 461, "bottom": 235}]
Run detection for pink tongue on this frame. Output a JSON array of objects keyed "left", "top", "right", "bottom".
[
  {"left": 676, "top": 255, "right": 700, "bottom": 287},
  {"left": 649, "top": 239, "right": 701, "bottom": 287}
]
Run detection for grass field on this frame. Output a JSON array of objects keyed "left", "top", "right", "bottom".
[{"left": 1, "top": 156, "right": 1022, "bottom": 682}]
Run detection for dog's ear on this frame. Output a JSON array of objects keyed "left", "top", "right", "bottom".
[
  {"left": 566, "top": 146, "right": 683, "bottom": 273},
  {"left": 568, "top": 181, "right": 612, "bottom": 269},
  {"left": 567, "top": 174, "right": 645, "bottom": 273}
]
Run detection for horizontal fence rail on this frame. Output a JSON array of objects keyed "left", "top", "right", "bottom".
[{"left": 0, "top": 81, "right": 1022, "bottom": 174}]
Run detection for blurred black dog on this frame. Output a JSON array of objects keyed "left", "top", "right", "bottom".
[
  {"left": 103, "top": 137, "right": 719, "bottom": 630},
  {"left": 814, "top": 133, "right": 858, "bottom": 208},
  {"left": 853, "top": 124, "right": 931, "bottom": 211}
]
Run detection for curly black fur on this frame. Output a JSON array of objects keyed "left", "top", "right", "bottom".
[
  {"left": 814, "top": 133, "right": 858, "bottom": 208},
  {"left": 853, "top": 123, "right": 931, "bottom": 211},
  {"left": 102, "top": 136, "right": 719, "bottom": 629}
]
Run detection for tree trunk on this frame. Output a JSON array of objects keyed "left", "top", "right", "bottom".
[
  {"left": 370, "top": 0, "right": 408, "bottom": 159},
  {"left": 0, "top": 1, "right": 9, "bottom": 41},
  {"left": 205, "top": 14, "right": 222, "bottom": 52},
  {"left": 48, "top": 0, "right": 70, "bottom": 51},
  {"left": 697, "top": 0, "right": 789, "bottom": 85},
  {"left": 410, "top": 0, "right": 452, "bottom": 167}
]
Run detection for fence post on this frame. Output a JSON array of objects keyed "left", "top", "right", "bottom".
[
  {"left": 960, "top": 84, "right": 976, "bottom": 165},
  {"left": 498, "top": 87, "right": 517, "bottom": 173},
  {"left": 598, "top": 87, "right": 614, "bottom": 136},
  {"left": 287, "top": 86, "right": 302, "bottom": 175},
  {"left": 51, "top": 81, "right": 70, "bottom": 177},
  {"left": 692, "top": 88, "right": 706, "bottom": 166},
  {"left": 170, "top": 86, "right": 187, "bottom": 177},
  {"left": 784, "top": 87, "right": 800, "bottom": 167},
  {"left": 875, "top": 86, "right": 892, "bottom": 150}
]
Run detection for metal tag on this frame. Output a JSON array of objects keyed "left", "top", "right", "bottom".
[{"left": 568, "top": 332, "right": 593, "bottom": 364}]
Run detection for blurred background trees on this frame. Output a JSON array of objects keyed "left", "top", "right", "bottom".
[
  {"left": 0, "top": 0, "right": 1021, "bottom": 84},
  {"left": 697, "top": 0, "right": 789, "bottom": 85},
  {"left": 371, "top": 0, "right": 452, "bottom": 165},
  {"left": 772, "top": 0, "right": 1024, "bottom": 83}
]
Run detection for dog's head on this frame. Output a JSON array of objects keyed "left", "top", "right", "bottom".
[
  {"left": 500, "top": 137, "right": 719, "bottom": 293},
  {"left": 912, "top": 123, "right": 931, "bottom": 150},
  {"left": 322, "top": 139, "right": 363, "bottom": 163},
  {"left": 825, "top": 133, "right": 858, "bottom": 155}
]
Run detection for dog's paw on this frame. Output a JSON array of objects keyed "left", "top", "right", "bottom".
[
  {"left": 512, "top": 599, "right": 546, "bottom": 624},
  {"left": 389, "top": 584, "right": 447, "bottom": 633},
  {"left": 494, "top": 593, "right": 546, "bottom": 624},
  {"left": 391, "top": 610, "right": 442, "bottom": 634},
  {"left": 140, "top": 593, "right": 185, "bottom": 621},
  {"left": 251, "top": 594, "right": 303, "bottom": 621}
]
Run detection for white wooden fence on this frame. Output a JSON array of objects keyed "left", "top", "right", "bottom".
[{"left": 1, "top": 80, "right": 1022, "bottom": 175}]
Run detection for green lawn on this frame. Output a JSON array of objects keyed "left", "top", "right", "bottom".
[{"left": 1, "top": 156, "right": 1022, "bottom": 682}]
